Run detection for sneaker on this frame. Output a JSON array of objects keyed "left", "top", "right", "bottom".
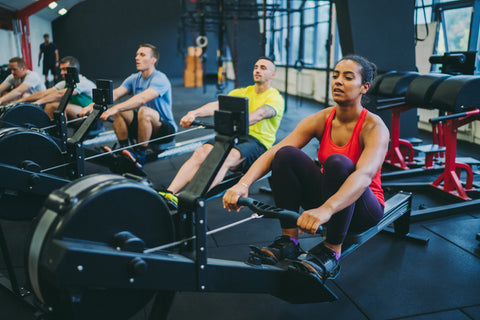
[
  {"left": 134, "top": 148, "right": 147, "bottom": 166},
  {"left": 111, "top": 150, "right": 146, "bottom": 177},
  {"left": 294, "top": 245, "right": 341, "bottom": 281},
  {"left": 158, "top": 190, "right": 178, "bottom": 210},
  {"left": 122, "top": 150, "right": 142, "bottom": 168},
  {"left": 249, "top": 235, "right": 301, "bottom": 265}
]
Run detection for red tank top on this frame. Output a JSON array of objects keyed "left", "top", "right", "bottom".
[{"left": 317, "top": 107, "right": 384, "bottom": 205}]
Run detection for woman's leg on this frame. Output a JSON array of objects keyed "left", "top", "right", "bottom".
[
  {"left": 322, "top": 154, "right": 384, "bottom": 253},
  {"left": 292, "top": 154, "right": 383, "bottom": 279},
  {"left": 257, "top": 146, "right": 323, "bottom": 263},
  {"left": 270, "top": 146, "right": 324, "bottom": 236}
]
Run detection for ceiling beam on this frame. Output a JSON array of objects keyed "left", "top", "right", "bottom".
[{"left": 18, "top": 0, "right": 53, "bottom": 18}]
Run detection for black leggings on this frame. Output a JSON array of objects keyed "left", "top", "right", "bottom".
[{"left": 270, "top": 146, "right": 384, "bottom": 245}]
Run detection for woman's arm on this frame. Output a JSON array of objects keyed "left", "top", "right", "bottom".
[{"left": 223, "top": 110, "right": 327, "bottom": 211}]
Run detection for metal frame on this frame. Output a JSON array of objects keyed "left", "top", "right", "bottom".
[{"left": 383, "top": 109, "right": 480, "bottom": 221}]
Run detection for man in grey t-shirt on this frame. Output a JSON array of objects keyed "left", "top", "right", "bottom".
[{"left": 0, "top": 57, "right": 46, "bottom": 106}]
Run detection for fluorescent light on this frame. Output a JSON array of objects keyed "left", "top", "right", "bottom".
[
  {"left": 58, "top": 8, "right": 68, "bottom": 15},
  {"left": 48, "top": 2, "right": 57, "bottom": 9}
]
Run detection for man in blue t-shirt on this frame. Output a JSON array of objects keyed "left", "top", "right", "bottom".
[{"left": 80, "top": 43, "right": 176, "bottom": 165}]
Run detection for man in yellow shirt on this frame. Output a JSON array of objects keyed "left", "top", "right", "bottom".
[{"left": 164, "top": 57, "right": 284, "bottom": 199}]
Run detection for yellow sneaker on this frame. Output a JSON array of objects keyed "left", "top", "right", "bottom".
[{"left": 158, "top": 190, "right": 178, "bottom": 209}]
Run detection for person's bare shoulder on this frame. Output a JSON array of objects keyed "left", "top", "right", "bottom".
[
  {"left": 364, "top": 111, "right": 388, "bottom": 131},
  {"left": 361, "top": 111, "right": 389, "bottom": 147},
  {"left": 298, "top": 107, "right": 333, "bottom": 138}
]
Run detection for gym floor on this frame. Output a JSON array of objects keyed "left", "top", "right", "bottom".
[{"left": 1, "top": 79, "right": 480, "bottom": 320}]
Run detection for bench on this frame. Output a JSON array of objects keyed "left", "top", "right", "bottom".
[
  {"left": 374, "top": 72, "right": 450, "bottom": 170},
  {"left": 412, "top": 144, "right": 446, "bottom": 169}
]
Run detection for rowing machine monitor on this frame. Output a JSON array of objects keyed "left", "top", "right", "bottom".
[
  {"left": 67, "top": 79, "right": 113, "bottom": 178},
  {"left": 64, "top": 67, "right": 80, "bottom": 87},
  {"left": 214, "top": 95, "right": 249, "bottom": 136},
  {"left": 54, "top": 67, "right": 80, "bottom": 150},
  {"left": 93, "top": 79, "right": 114, "bottom": 105}
]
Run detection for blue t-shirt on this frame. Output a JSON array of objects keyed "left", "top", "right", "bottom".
[{"left": 121, "top": 70, "right": 177, "bottom": 131}]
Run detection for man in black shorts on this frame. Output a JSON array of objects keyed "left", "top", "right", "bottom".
[
  {"left": 38, "top": 34, "right": 59, "bottom": 86},
  {"left": 80, "top": 43, "right": 176, "bottom": 166},
  {"left": 161, "top": 57, "right": 284, "bottom": 204}
]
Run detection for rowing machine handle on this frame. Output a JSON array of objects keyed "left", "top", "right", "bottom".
[
  {"left": 237, "top": 197, "right": 324, "bottom": 234},
  {"left": 79, "top": 112, "right": 114, "bottom": 123},
  {"left": 191, "top": 119, "right": 214, "bottom": 129},
  {"left": 237, "top": 197, "right": 299, "bottom": 225}
]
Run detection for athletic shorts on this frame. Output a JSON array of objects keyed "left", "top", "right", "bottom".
[
  {"left": 206, "top": 135, "right": 267, "bottom": 172},
  {"left": 43, "top": 63, "right": 57, "bottom": 76},
  {"left": 128, "top": 109, "right": 175, "bottom": 144}
]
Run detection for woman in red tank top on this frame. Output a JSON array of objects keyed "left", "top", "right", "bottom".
[{"left": 224, "top": 55, "right": 389, "bottom": 280}]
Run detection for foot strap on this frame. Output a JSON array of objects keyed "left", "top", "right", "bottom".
[
  {"left": 246, "top": 245, "right": 279, "bottom": 266},
  {"left": 293, "top": 252, "right": 341, "bottom": 281}
]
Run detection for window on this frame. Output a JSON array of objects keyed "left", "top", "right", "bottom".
[
  {"left": 415, "top": 0, "right": 433, "bottom": 25},
  {"left": 438, "top": 6, "right": 472, "bottom": 52},
  {"left": 415, "top": 0, "right": 477, "bottom": 73},
  {"left": 414, "top": 0, "right": 473, "bottom": 50},
  {"left": 261, "top": 0, "right": 333, "bottom": 69}
]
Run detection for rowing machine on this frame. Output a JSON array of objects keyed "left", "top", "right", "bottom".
[{"left": 25, "top": 96, "right": 335, "bottom": 320}]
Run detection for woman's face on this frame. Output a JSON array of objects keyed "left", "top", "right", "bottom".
[{"left": 331, "top": 59, "right": 369, "bottom": 105}]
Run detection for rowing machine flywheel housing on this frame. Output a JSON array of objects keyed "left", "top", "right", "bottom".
[{"left": 28, "top": 174, "right": 175, "bottom": 319}]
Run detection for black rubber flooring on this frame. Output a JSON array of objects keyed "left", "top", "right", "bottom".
[{"left": 1, "top": 80, "right": 479, "bottom": 320}]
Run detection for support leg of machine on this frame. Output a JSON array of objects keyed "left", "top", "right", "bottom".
[
  {"left": 148, "top": 291, "right": 176, "bottom": 320},
  {"left": 0, "top": 223, "right": 22, "bottom": 296}
]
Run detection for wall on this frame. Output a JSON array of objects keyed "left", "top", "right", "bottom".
[
  {"left": 335, "top": 0, "right": 416, "bottom": 72},
  {"left": 335, "top": 0, "right": 418, "bottom": 137},
  {"left": 51, "top": 0, "right": 183, "bottom": 81},
  {"left": 271, "top": 67, "right": 331, "bottom": 105},
  {"left": 0, "top": 29, "right": 18, "bottom": 66},
  {"left": 51, "top": 0, "right": 263, "bottom": 88},
  {"left": 0, "top": 15, "right": 51, "bottom": 78},
  {"left": 225, "top": 5, "right": 262, "bottom": 88},
  {"left": 0, "top": 6, "right": 16, "bottom": 66}
]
